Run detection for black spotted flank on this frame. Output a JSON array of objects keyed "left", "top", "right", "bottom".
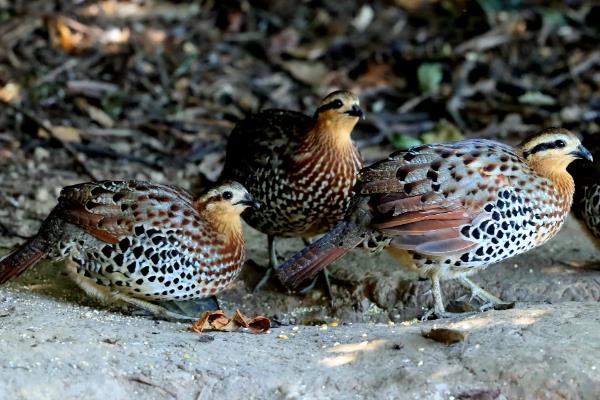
[
  {"left": 133, "top": 246, "right": 144, "bottom": 258},
  {"left": 119, "top": 238, "right": 131, "bottom": 252},
  {"left": 113, "top": 254, "right": 124, "bottom": 267},
  {"left": 146, "top": 228, "right": 160, "bottom": 237},
  {"left": 152, "top": 236, "right": 166, "bottom": 245},
  {"left": 134, "top": 226, "right": 145, "bottom": 236},
  {"left": 127, "top": 262, "right": 136, "bottom": 274},
  {"left": 101, "top": 245, "right": 113, "bottom": 258}
]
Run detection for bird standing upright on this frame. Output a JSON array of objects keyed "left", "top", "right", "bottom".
[
  {"left": 571, "top": 137, "right": 600, "bottom": 240},
  {"left": 0, "top": 180, "right": 258, "bottom": 320},
  {"left": 277, "top": 128, "right": 592, "bottom": 318},
  {"left": 575, "top": 184, "right": 600, "bottom": 240},
  {"left": 220, "top": 90, "right": 364, "bottom": 292}
]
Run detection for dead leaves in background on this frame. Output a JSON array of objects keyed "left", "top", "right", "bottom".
[
  {"left": 46, "top": 15, "right": 130, "bottom": 55},
  {"left": 192, "top": 309, "right": 271, "bottom": 334}
]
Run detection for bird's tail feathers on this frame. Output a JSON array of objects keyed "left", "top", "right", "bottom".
[
  {"left": 276, "top": 221, "right": 363, "bottom": 289},
  {"left": 0, "top": 236, "right": 50, "bottom": 284}
]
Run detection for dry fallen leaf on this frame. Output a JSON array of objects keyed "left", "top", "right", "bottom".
[
  {"left": 232, "top": 309, "right": 271, "bottom": 333},
  {"left": 38, "top": 126, "right": 82, "bottom": 143},
  {"left": 74, "top": 98, "right": 115, "bottom": 128},
  {"left": 192, "top": 309, "right": 270, "bottom": 334},
  {"left": 422, "top": 328, "right": 468, "bottom": 345}
]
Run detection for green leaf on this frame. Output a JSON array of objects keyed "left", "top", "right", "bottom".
[
  {"left": 101, "top": 90, "right": 127, "bottom": 119},
  {"left": 420, "top": 120, "right": 464, "bottom": 144},
  {"left": 417, "top": 63, "right": 443, "bottom": 94},
  {"left": 390, "top": 133, "right": 422, "bottom": 150},
  {"left": 518, "top": 91, "right": 556, "bottom": 106}
]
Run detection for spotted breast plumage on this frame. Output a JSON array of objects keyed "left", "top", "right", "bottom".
[
  {"left": 0, "top": 180, "right": 258, "bottom": 320},
  {"left": 277, "top": 128, "right": 592, "bottom": 318},
  {"left": 220, "top": 90, "right": 364, "bottom": 290}
]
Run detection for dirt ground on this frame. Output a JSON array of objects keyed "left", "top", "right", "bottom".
[{"left": 2, "top": 212, "right": 600, "bottom": 399}]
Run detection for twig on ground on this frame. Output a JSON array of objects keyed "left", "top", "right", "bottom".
[{"left": 126, "top": 376, "right": 177, "bottom": 399}]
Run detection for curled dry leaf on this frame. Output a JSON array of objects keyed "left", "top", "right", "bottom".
[
  {"left": 191, "top": 309, "right": 270, "bottom": 334},
  {"left": 232, "top": 309, "right": 271, "bottom": 333}
]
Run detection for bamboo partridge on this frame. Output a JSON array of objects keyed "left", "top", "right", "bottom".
[
  {"left": 577, "top": 184, "right": 600, "bottom": 239},
  {"left": 220, "top": 90, "right": 364, "bottom": 291},
  {"left": 571, "top": 137, "right": 600, "bottom": 239},
  {"left": 277, "top": 128, "right": 592, "bottom": 318},
  {"left": 0, "top": 180, "right": 258, "bottom": 320}
]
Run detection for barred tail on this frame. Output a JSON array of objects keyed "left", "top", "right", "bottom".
[
  {"left": 276, "top": 221, "right": 363, "bottom": 289},
  {"left": 0, "top": 236, "right": 50, "bottom": 284}
]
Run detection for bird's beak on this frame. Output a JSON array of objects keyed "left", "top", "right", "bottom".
[
  {"left": 345, "top": 105, "right": 365, "bottom": 120},
  {"left": 237, "top": 194, "right": 260, "bottom": 209},
  {"left": 570, "top": 145, "right": 594, "bottom": 162}
]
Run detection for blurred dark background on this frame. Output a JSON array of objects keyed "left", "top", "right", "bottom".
[{"left": 1, "top": 0, "right": 599, "bottom": 234}]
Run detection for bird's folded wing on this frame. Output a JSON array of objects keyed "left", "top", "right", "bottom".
[{"left": 54, "top": 181, "right": 194, "bottom": 245}]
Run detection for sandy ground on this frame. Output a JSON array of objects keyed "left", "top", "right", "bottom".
[
  {"left": 2, "top": 294, "right": 600, "bottom": 400},
  {"left": 2, "top": 214, "right": 600, "bottom": 399}
]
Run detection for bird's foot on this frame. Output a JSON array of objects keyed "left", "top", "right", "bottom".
[
  {"left": 155, "top": 296, "right": 221, "bottom": 319},
  {"left": 296, "top": 269, "right": 334, "bottom": 306},
  {"left": 478, "top": 301, "right": 516, "bottom": 312},
  {"left": 421, "top": 307, "right": 477, "bottom": 321},
  {"left": 459, "top": 277, "right": 512, "bottom": 311},
  {"left": 253, "top": 266, "right": 274, "bottom": 293},
  {"left": 126, "top": 302, "right": 198, "bottom": 322}
]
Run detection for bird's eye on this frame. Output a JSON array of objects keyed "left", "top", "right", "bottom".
[
  {"left": 331, "top": 99, "right": 344, "bottom": 109},
  {"left": 223, "top": 191, "right": 233, "bottom": 200},
  {"left": 555, "top": 139, "right": 566, "bottom": 148}
]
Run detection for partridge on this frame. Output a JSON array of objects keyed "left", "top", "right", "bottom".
[
  {"left": 577, "top": 184, "right": 600, "bottom": 239},
  {"left": 220, "top": 90, "right": 364, "bottom": 291},
  {"left": 277, "top": 128, "right": 592, "bottom": 318},
  {"left": 571, "top": 138, "right": 600, "bottom": 239},
  {"left": 0, "top": 180, "right": 258, "bottom": 320}
]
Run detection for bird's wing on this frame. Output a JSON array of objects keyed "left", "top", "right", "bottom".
[
  {"left": 357, "top": 140, "right": 526, "bottom": 256},
  {"left": 54, "top": 181, "right": 195, "bottom": 244},
  {"left": 220, "top": 109, "right": 312, "bottom": 178}
]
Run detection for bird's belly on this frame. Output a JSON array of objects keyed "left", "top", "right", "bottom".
[
  {"left": 58, "top": 226, "right": 243, "bottom": 301},
  {"left": 402, "top": 189, "right": 567, "bottom": 278}
]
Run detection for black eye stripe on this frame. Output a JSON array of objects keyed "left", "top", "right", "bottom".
[
  {"left": 524, "top": 139, "right": 568, "bottom": 157},
  {"left": 315, "top": 99, "right": 344, "bottom": 114}
]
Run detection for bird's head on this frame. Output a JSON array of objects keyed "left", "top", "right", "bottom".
[
  {"left": 521, "top": 128, "right": 592, "bottom": 176},
  {"left": 196, "top": 181, "right": 258, "bottom": 232},
  {"left": 313, "top": 90, "right": 364, "bottom": 139}
]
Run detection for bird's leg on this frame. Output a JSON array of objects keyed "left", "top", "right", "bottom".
[
  {"left": 253, "top": 235, "right": 277, "bottom": 292},
  {"left": 64, "top": 260, "right": 114, "bottom": 304},
  {"left": 296, "top": 237, "right": 334, "bottom": 303},
  {"left": 459, "top": 277, "right": 513, "bottom": 311},
  {"left": 431, "top": 273, "right": 447, "bottom": 318},
  {"left": 422, "top": 273, "right": 475, "bottom": 320},
  {"left": 111, "top": 291, "right": 197, "bottom": 322}
]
